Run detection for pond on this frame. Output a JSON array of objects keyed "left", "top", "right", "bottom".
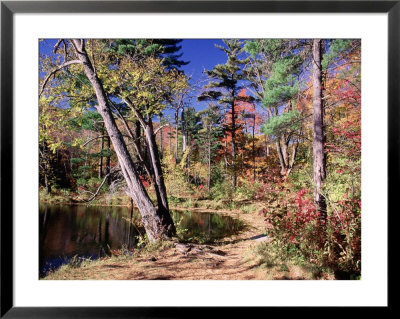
[{"left": 39, "top": 204, "right": 244, "bottom": 277}]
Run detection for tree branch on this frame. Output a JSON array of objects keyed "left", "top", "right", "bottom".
[
  {"left": 53, "top": 39, "right": 64, "bottom": 53},
  {"left": 39, "top": 60, "right": 82, "bottom": 97},
  {"left": 82, "top": 135, "right": 108, "bottom": 147},
  {"left": 154, "top": 123, "right": 171, "bottom": 135},
  {"left": 79, "top": 168, "right": 120, "bottom": 203},
  {"left": 121, "top": 97, "right": 148, "bottom": 129}
]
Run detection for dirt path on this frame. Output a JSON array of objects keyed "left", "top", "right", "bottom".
[{"left": 119, "top": 208, "right": 270, "bottom": 280}]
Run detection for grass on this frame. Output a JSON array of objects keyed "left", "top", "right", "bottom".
[
  {"left": 43, "top": 241, "right": 175, "bottom": 280},
  {"left": 39, "top": 187, "right": 131, "bottom": 206},
  {"left": 249, "top": 241, "right": 334, "bottom": 280}
]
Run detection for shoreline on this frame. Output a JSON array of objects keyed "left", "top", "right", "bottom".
[{"left": 41, "top": 200, "right": 336, "bottom": 280}]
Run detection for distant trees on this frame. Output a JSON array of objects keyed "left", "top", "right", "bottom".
[
  {"left": 198, "top": 39, "right": 249, "bottom": 188},
  {"left": 197, "top": 104, "right": 223, "bottom": 191},
  {"left": 39, "top": 97, "right": 75, "bottom": 193}
]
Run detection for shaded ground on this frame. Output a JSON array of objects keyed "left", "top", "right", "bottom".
[{"left": 44, "top": 206, "right": 331, "bottom": 280}]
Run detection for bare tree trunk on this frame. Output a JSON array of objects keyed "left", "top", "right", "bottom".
[
  {"left": 105, "top": 136, "right": 111, "bottom": 185},
  {"left": 207, "top": 128, "right": 211, "bottom": 192},
  {"left": 224, "top": 134, "right": 228, "bottom": 172},
  {"left": 169, "top": 126, "right": 172, "bottom": 155},
  {"left": 186, "top": 135, "right": 191, "bottom": 182},
  {"left": 281, "top": 135, "right": 289, "bottom": 168},
  {"left": 70, "top": 39, "right": 175, "bottom": 241},
  {"left": 41, "top": 142, "right": 52, "bottom": 194},
  {"left": 231, "top": 100, "right": 237, "bottom": 188},
  {"left": 252, "top": 112, "right": 256, "bottom": 181},
  {"left": 181, "top": 106, "right": 187, "bottom": 154},
  {"left": 44, "top": 172, "right": 50, "bottom": 194},
  {"left": 144, "top": 119, "right": 172, "bottom": 220},
  {"left": 134, "top": 119, "right": 141, "bottom": 163},
  {"left": 264, "top": 135, "right": 269, "bottom": 158},
  {"left": 122, "top": 99, "right": 171, "bottom": 221},
  {"left": 291, "top": 142, "right": 298, "bottom": 168},
  {"left": 275, "top": 139, "right": 286, "bottom": 175},
  {"left": 98, "top": 125, "right": 105, "bottom": 178},
  {"left": 312, "top": 39, "right": 327, "bottom": 221},
  {"left": 159, "top": 115, "right": 164, "bottom": 158},
  {"left": 175, "top": 109, "right": 179, "bottom": 163}
]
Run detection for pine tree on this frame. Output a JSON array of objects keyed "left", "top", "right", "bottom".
[
  {"left": 245, "top": 39, "right": 308, "bottom": 177},
  {"left": 198, "top": 39, "right": 249, "bottom": 188}
]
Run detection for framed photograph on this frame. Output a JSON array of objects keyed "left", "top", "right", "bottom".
[{"left": 1, "top": 0, "right": 394, "bottom": 317}]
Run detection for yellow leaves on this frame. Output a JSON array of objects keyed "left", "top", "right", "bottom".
[
  {"left": 137, "top": 91, "right": 154, "bottom": 100},
  {"left": 49, "top": 141, "right": 63, "bottom": 154},
  {"left": 72, "top": 138, "right": 85, "bottom": 148},
  {"left": 109, "top": 56, "right": 189, "bottom": 115},
  {"left": 180, "top": 147, "right": 191, "bottom": 170}
]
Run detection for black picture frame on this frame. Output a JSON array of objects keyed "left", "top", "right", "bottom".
[{"left": 1, "top": 1, "right": 394, "bottom": 317}]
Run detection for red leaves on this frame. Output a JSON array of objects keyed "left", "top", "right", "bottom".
[
  {"left": 139, "top": 175, "right": 150, "bottom": 188},
  {"left": 292, "top": 189, "right": 318, "bottom": 225},
  {"left": 260, "top": 187, "right": 319, "bottom": 244}
]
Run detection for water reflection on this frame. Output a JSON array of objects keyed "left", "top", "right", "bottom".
[
  {"left": 39, "top": 204, "right": 242, "bottom": 277},
  {"left": 171, "top": 210, "right": 242, "bottom": 243}
]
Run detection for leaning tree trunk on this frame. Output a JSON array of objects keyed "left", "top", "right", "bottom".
[
  {"left": 134, "top": 119, "right": 142, "bottom": 163},
  {"left": 105, "top": 136, "right": 111, "bottom": 185},
  {"left": 70, "top": 39, "right": 175, "bottom": 241},
  {"left": 312, "top": 39, "right": 327, "bottom": 222},
  {"left": 144, "top": 119, "right": 172, "bottom": 221},
  {"left": 98, "top": 125, "right": 105, "bottom": 178},
  {"left": 123, "top": 98, "right": 172, "bottom": 222},
  {"left": 159, "top": 114, "right": 164, "bottom": 158}
]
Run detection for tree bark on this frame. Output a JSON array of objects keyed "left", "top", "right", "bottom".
[
  {"left": 134, "top": 119, "right": 142, "bottom": 163},
  {"left": 181, "top": 106, "right": 187, "bottom": 154},
  {"left": 252, "top": 113, "right": 256, "bottom": 181},
  {"left": 312, "top": 39, "right": 327, "bottom": 221},
  {"left": 70, "top": 39, "right": 175, "bottom": 241},
  {"left": 275, "top": 139, "right": 286, "bottom": 175},
  {"left": 159, "top": 115, "right": 164, "bottom": 158},
  {"left": 44, "top": 172, "right": 50, "bottom": 194},
  {"left": 207, "top": 127, "right": 212, "bottom": 192},
  {"left": 169, "top": 125, "right": 172, "bottom": 155},
  {"left": 231, "top": 99, "right": 237, "bottom": 188},
  {"left": 144, "top": 119, "right": 172, "bottom": 220},
  {"left": 98, "top": 125, "right": 105, "bottom": 179},
  {"left": 105, "top": 136, "right": 111, "bottom": 185},
  {"left": 175, "top": 108, "right": 179, "bottom": 163},
  {"left": 281, "top": 135, "right": 289, "bottom": 168},
  {"left": 123, "top": 98, "right": 172, "bottom": 222}
]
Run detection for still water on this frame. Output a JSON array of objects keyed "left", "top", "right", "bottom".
[{"left": 39, "top": 204, "right": 243, "bottom": 277}]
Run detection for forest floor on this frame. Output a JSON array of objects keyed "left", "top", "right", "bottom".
[{"left": 43, "top": 201, "right": 332, "bottom": 280}]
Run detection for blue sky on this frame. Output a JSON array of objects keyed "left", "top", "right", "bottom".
[
  {"left": 181, "top": 39, "right": 226, "bottom": 79},
  {"left": 39, "top": 39, "right": 254, "bottom": 119}
]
